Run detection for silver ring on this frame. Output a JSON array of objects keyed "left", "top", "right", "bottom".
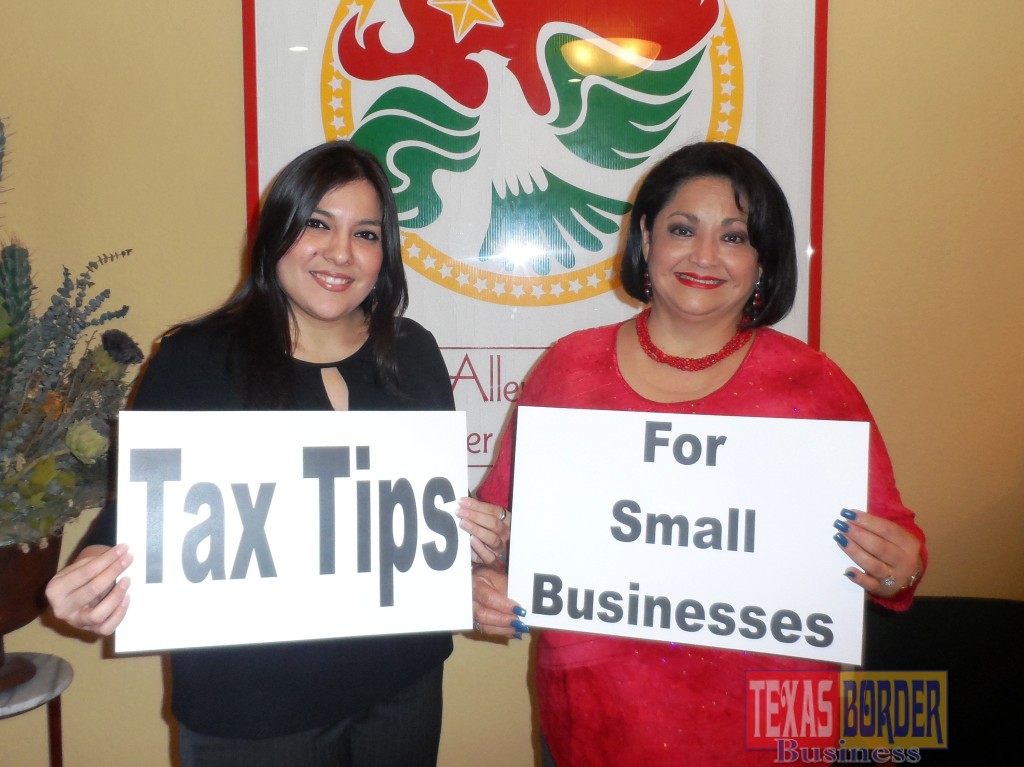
[
  {"left": 496, "top": 550, "right": 506, "bottom": 562},
  {"left": 499, "top": 508, "right": 507, "bottom": 522},
  {"left": 880, "top": 574, "right": 897, "bottom": 589},
  {"left": 473, "top": 620, "right": 482, "bottom": 632}
]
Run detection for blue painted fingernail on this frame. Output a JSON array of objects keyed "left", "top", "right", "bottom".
[
  {"left": 840, "top": 508, "right": 857, "bottom": 520},
  {"left": 833, "top": 532, "right": 849, "bottom": 547},
  {"left": 833, "top": 519, "right": 849, "bottom": 533},
  {"left": 513, "top": 633, "right": 523, "bottom": 640},
  {"left": 844, "top": 569, "right": 857, "bottom": 579},
  {"left": 511, "top": 620, "right": 530, "bottom": 633},
  {"left": 513, "top": 606, "right": 527, "bottom": 617}
]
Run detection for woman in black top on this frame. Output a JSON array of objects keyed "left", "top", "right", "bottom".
[{"left": 45, "top": 141, "right": 466, "bottom": 766}]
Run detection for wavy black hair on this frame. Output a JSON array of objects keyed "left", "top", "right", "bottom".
[
  {"left": 200, "top": 140, "right": 408, "bottom": 406},
  {"left": 620, "top": 141, "right": 798, "bottom": 328}
]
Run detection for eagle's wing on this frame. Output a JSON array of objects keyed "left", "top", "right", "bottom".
[{"left": 351, "top": 87, "right": 480, "bottom": 228}]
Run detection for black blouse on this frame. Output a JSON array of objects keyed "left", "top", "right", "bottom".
[{"left": 88, "top": 316, "right": 455, "bottom": 738}]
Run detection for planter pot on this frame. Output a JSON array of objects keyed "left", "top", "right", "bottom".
[{"left": 0, "top": 535, "right": 63, "bottom": 691}]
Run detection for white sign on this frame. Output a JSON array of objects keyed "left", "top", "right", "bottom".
[
  {"left": 115, "top": 410, "right": 470, "bottom": 653},
  {"left": 507, "top": 407, "right": 870, "bottom": 665}
]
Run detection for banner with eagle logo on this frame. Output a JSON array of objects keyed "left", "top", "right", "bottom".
[{"left": 244, "top": 1, "right": 825, "bottom": 482}]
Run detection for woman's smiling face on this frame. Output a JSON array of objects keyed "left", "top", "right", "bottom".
[
  {"left": 642, "top": 175, "right": 760, "bottom": 327},
  {"left": 276, "top": 179, "right": 384, "bottom": 336}
]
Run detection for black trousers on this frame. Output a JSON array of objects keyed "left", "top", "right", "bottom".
[{"left": 178, "top": 665, "right": 444, "bottom": 767}]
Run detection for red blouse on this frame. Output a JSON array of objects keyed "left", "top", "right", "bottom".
[{"left": 476, "top": 321, "right": 926, "bottom": 767}]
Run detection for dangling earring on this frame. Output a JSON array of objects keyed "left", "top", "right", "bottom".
[
  {"left": 643, "top": 269, "right": 652, "bottom": 301},
  {"left": 746, "top": 279, "right": 763, "bottom": 321}
]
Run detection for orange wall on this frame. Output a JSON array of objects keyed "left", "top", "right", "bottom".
[{"left": 3, "top": 2, "right": 1022, "bottom": 765}]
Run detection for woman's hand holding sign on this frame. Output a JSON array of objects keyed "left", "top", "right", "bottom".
[
  {"left": 471, "top": 564, "right": 528, "bottom": 639},
  {"left": 45, "top": 544, "right": 133, "bottom": 636},
  {"left": 457, "top": 496, "right": 511, "bottom": 567},
  {"left": 833, "top": 508, "right": 924, "bottom": 598},
  {"left": 459, "top": 497, "right": 528, "bottom": 638}
]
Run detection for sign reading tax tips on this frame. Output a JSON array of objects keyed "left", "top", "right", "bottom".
[
  {"left": 507, "top": 408, "right": 871, "bottom": 665},
  {"left": 115, "top": 411, "right": 470, "bottom": 653}
]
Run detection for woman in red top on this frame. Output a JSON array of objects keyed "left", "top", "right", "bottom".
[{"left": 465, "top": 142, "right": 926, "bottom": 766}]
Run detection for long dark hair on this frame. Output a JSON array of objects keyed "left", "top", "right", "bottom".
[
  {"left": 201, "top": 140, "right": 408, "bottom": 407},
  {"left": 620, "top": 141, "right": 798, "bottom": 328}
]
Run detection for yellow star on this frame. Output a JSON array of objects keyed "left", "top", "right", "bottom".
[{"left": 428, "top": 0, "right": 504, "bottom": 43}]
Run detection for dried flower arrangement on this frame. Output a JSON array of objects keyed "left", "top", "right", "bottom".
[{"left": 0, "top": 117, "right": 143, "bottom": 547}]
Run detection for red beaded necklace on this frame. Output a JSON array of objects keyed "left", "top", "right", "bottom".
[{"left": 635, "top": 308, "right": 753, "bottom": 372}]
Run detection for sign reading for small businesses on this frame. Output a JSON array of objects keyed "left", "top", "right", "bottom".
[
  {"left": 507, "top": 406, "right": 869, "bottom": 665},
  {"left": 114, "top": 410, "right": 470, "bottom": 653}
]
